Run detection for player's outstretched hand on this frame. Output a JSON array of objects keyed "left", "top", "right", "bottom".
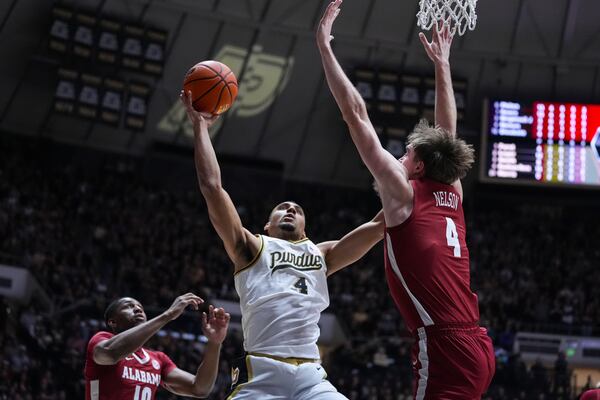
[
  {"left": 317, "top": 0, "right": 342, "bottom": 49},
  {"left": 165, "top": 293, "right": 205, "bottom": 321},
  {"left": 419, "top": 22, "right": 453, "bottom": 66},
  {"left": 179, "top": 90, "right": 220, "bottom": 129},
  {"left": 202, "top": 305, "right": 231, "bottom": 345}
]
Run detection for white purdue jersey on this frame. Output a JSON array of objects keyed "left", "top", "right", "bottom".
[{"left": 234, "top": 235, "right": 329, "bottom": 360}]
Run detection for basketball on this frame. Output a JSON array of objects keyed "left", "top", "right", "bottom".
[{"left": 183, "top": 60, "right": 238, "bottom": 115}]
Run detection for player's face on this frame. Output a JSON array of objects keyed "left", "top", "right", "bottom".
[
  {"left": 112, "top": 298, "right": 147, "bottom": 332},
  {"left": 399, "top": 145, "right": 424, "bottom": 179},
  {"left": 265, "top": 201, "right": 306, "bottom": 239}
]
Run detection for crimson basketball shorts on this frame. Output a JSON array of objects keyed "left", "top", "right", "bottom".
[{"left": 411, "top": 324, "right": 495, "bottom": 400}]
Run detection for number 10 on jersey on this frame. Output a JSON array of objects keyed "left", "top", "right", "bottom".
[
  {"left": 445, "top": 217, "right": 461, "bottom": 257},
  {"left": 133, "top": 385, "right": 151, "bottom": 400}
]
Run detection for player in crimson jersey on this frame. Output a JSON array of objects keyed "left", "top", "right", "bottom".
[
  {"left": 582, "top": 390, "right": 600, "bottom": 400},
  {"left": 317, "top": 1, "right": 494, "bottom": 399},
  {"left": 84, "top": 293, "right": 230, "bottom": 399}
]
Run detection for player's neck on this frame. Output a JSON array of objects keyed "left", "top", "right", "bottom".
[{"left": 273, "top": 230, "right": 304, "bottom": 242}]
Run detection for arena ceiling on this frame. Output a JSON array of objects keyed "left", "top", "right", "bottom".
[{"left": 1, "top": 0, "right": 599, "bottom": 187}]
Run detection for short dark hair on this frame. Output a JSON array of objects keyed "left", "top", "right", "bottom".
[
  {"left": 408, "top": 120, "right": 475, "bottom": 184},
  {"left": 104, "top": 298, "right": 125, "bottom": 328}
]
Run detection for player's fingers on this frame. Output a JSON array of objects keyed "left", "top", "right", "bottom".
[
  {"left": 419, "top": 33, "right": 434, "bottom": 57},
  {"left": 329, "top": 0, "right": 341, "bottom": 17},
  {"left": 185, "top": 293, "right": 204, "bottom": 302},
  {"left": 180, "top": 90, "right": 191, "bottom": 108},
  {"left": 325, "top": 1, "right": 335, "bottom": 16},
  {"left": 215, "top": 308, "right": 226, "bottom": 319},
  {"left": 183, "top": 298, "right": 197, "bottom": 310},
  {"left": 202, "top": 312, "right": 208, "bottom": 327},
  {"left": 224, "top": 313, "right": 231, "bottom": 322}
]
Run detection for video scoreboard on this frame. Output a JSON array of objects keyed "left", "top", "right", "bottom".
[{"left": 481, "top": 100, "right": 600, "bottom": 188}]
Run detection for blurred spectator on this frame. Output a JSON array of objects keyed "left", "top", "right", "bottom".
[{"left": 2, "top": 137, "right": 599, "bottom": 399}]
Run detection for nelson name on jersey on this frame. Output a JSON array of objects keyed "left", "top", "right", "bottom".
[
  {"left": 433, "top": 190, "right": 459, "bottom": 210},
  {"left": 268, "top": 250, "right": 324, "bottom": 274}
]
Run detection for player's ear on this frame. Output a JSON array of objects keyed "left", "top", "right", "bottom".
[
  {"left": 415, "top": 160, "right": 425, "bottom": 175},
  {"left": 107, "top": 318, "right": 117, "bottom": 332},
  {"left": 264, "top": 221, "right": 270, "bottom": 233}
]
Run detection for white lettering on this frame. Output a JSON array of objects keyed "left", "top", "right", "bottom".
[
  {"left": 122, "top": 367, "right": 161, "bottom": 386},
  {"left": 433, "top": 191, "right": 459, "bottom": 210}
]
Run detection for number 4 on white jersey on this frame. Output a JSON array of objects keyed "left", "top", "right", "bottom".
[{"left": 445, "top": 217, "right": 461, "bottom": 257}]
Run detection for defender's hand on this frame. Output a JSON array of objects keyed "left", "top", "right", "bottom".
[
  {"left": 164, "top": 293, "right": 204, "bottom": 321},
  {"left": 317, "top": 0, "right": 342, "bottom": 49},
  {"left": 202, "top": 305, "right": 231, "bottom": 345},
  {"left": 419, "top": 22, "right": 454, "bottom": 66}
]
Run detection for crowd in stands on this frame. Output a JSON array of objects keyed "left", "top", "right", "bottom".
[{"left": 1, "top": 137, "right": 599, "bottom": 399}]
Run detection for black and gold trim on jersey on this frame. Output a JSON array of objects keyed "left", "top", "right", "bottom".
[
  {"left": 225, "top": 355, "right": 253, "bottom": 399},
  {"left": 234, "top": 235, "right": 264, "bottom": 276},
  {"left": 289, "top": 237, "right": 310, "bottom": 244},
  {"left": 248, "top": 352, "right": 319, "bottom": 366},
  {"left": 270, "top": 264, "right": 322, "bottom": 275}
]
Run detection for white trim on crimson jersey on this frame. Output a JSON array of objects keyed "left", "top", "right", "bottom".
[
  {"left": 415, "top": 328, "right": 429, "bottom": 400},
  {"left": 385, "top": 233, "right": 434, "bottom": 326},
  {"left": 90, "top": 379, "right": 99, "bottom": 400},
  {"left": 125, "top": 348, "right": 150, "bottom": 364}
]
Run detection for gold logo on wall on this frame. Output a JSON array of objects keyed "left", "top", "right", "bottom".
[{"left": 158, "top": 44, "right": 294, "bottom": 138}]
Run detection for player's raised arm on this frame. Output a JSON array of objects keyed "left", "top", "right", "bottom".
[
  {"left": 317, "top": 1, "right": 412, "bottom": 213},
  {"left": 181, "top": 90, "right": 260, "bottom": 271},
  {"left": 162, "top": 306, "right": 230, "bottom": 398},
  {"left": 419, "top": 23, "right": 456, "bottom": 137},
  {"left": 419, "top": 24, "right": 464, "bottom": 196},
  {"left": 93, "top": 294, "right": 204, "bottom": 365},
  {"left": 318, "top": 210, "right": 384, "bottom": 276}
]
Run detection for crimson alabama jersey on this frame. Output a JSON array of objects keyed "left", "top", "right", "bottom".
[
  {"left": 581, "top": 390, "right": 600, "bottom": 400},
  {"left": 384, "top": 178, "right": 480, "bottom": 333},
  {"left": 84, "top": 331, "right": 177, "bottom": 400}
]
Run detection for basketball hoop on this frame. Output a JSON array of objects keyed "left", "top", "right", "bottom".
[{"left": 416, "top": 0, "right": 478, "bottom": 36}]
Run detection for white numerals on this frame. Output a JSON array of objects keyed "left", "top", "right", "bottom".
[
  {"left": 445, "top": 217, "right": 461, "bottom": 257},
  {"left": 133, "top": 385, "right": 152, "bottom": 400}
]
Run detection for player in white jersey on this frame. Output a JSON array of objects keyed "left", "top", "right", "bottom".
[{"left": 181, "top": 90, "right": 384, "bottom": 399}]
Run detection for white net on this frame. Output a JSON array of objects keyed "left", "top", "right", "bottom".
[{"left": 416, "top": 0, "right": 478, "bottom": 36}]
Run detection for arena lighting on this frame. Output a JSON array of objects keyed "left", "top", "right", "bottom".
[
  {"left": 48, "top": 4, "right": 167, "bottom": 76},
  {"left": 481, "top": 99, "right": 600, "bottom": 188},
  {"left": 353, "top": 67, "right": 468, "bottom": 158},
  {"left": 53, "top": 68, "right": 149, "bottom": 129}
]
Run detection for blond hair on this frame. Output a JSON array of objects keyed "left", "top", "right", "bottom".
[{"left": 407, "top": 120, "right": 475, "bottom": 184}]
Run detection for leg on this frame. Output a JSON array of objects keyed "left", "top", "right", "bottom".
[{"left": 412, "top": 332, "right": 493, "bottom": 400}]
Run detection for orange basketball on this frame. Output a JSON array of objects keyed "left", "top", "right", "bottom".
[{"left": 183, "top": 60, "right": 238, "bottom": 115}]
